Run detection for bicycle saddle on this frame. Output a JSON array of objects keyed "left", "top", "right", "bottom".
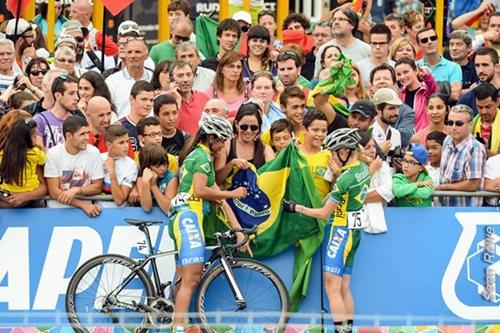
[{"left": 124, "top": 218, "right": 163, "bottom": 227}]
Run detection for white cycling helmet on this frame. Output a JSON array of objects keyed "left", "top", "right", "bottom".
[
  {"left": 323, "top": 128, "right": 362, "bottom": 151},
  {"left": 199, "top": 113, "right": 234, "bottom": 140}
]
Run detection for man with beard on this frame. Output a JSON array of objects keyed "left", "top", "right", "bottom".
[
  {"left": 458, "top": 47, "right": 500, "bottom": 114},
  {"left": 4, "top": 18, "right": 36, "bottom": 74},
  {"left": 276, "top": 50, "right": 310, "bottom": 99},
  {"left": 61, "top": 20, "right": 115, "bottom": 73},
  {"left": 170, "top": 60, "right": 210, "bottom": 135},
  {"left": 472, "top": 83, "right": 500, "bottom": 156}
]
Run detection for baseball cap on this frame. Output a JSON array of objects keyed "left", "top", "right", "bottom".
[
  {"left": 55, "top": 34, "right": 77, "bottom": 49},
  {"left": 232, "top": 11, "right": 252, "bottom": 25},
  {"left": 350, "top": 99, "right": 376, "bottom": 119},
  {"left": 406, "top": 143, "right": 429, "bottom": 165},
  {"left": 6, "top": 18, "right": 32, "bottom": 36},
  {"left": 118, "top": 20, "right": 142, "bottom": 36},
  {"left": 61, "top": 20, "right": 83, "bottom": 35},
  {"left": 372, "top": 88, "right": 403, "bottom": 106}
]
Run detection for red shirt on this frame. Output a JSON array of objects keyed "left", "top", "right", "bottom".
[
  {"left": 178, "top": 91, "right": 210, "bottom": 135},
  {"left": 88, "top": 130, "right": 135, "bottom": 158}
]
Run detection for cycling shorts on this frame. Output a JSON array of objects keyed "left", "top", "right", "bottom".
[
  {"left": 169, "top": 207, "right": 206, "bottom": 267},
  {"left": 323, "top": 226, "right": 360, "bottom": 276}
]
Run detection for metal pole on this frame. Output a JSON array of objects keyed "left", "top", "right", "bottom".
[
  {"left": 436, "top": 0, "right": 444, "bottom": 53},
  {"left": 276, "top": 0, "right": 289, "bottom": 41},
  {"left": 158, "top": 0, "right": 170, "bottom": 42},
  {"left": 47, "top": 0, "right": 55, "bottom": 52},
  {"left": 220, "top": 0, "right": 229, "bottom": 22},
  {"left": 101, "top": 8, "right": 106, "bottom": 72},
  {"left": 93, "top": 0, "right": 104, "bottom": 31},
  {"left": 23, "top": 0, "right": 35, "bottom": 21}
]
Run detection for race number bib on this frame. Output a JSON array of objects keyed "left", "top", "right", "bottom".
[{"left": 347, "top": 207, "right": 368, "bottom": 229}]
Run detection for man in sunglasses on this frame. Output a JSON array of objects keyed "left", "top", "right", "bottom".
[
  {"left": 150, "top": 18, "right": 193, "bottom": 65},
  {"left": 437, "top": 104, "right": 487, "bottom": 206},
  {"left": 416, "top": 27, "right": 462, "bottom": 101}
]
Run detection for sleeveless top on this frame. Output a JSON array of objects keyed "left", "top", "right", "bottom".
[{"left": 226, "top": 138, "right": 266, "bottom": 169}]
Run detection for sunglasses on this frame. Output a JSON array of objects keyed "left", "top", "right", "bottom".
[
  {"left": 445, "top": 120, "right": 466, "bottom": 127},
  {"left": 241, "top": 25, "right": 250, "bottom": 33},
  {"left": 239, "top": 124, "right": 259, "bottom": 132},
  {"left": 74, "top": 36, "right": 84, "bottom": 43},
  {"left": 30, "top": 70, "right": 48, "bottom": 76},
  {"left": 419, "top": 35, "right": 438, "bottom": 44},
  {"left": 173, "top": 35, "right": 190, "bottom": 42}
]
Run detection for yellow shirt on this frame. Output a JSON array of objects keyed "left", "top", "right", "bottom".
[
  {"left": 0, "top": 147, "right": 46, "bottom": 192},
  {"left": 134, "top": 152, "right": 178, "bottom": 175},
  {"left": 300, "top": 149, "right": 332, "bottom": 199}
]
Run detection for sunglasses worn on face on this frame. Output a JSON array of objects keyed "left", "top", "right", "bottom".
[
  {"left": 241, "top": 25, "right": 250, "bottom": 33},
  {"left": 445, "top": 120, "right": 465, "bottom": 127},
  {"left": 30, "top": 70, "right": 48, "bottom": 76},
  {"left": 419, "top": 35, "right": 438, "bottom": 44},
  {"left": 239, "top": 124, "right": 259, "bottom": 132},
  {"left": 174, "top": 35, "right": 190, "bottom": 42}
]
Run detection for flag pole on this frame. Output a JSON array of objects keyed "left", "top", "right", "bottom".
[
  {"left": 13, "top": 0, "right": 22, "bottom": 40},
  {"left": 101, "top": 7, "right": 106, "bottom": 72}
]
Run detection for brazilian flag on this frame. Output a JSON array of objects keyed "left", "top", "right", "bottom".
[{"left": 205, "top": 144, "right": 327, "bottom": 311}]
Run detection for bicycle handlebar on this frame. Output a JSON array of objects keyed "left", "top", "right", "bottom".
[{"left": 214, "top": 225, "right": 258, "bottom": 250}]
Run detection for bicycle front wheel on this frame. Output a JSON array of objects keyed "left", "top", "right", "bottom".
[
  {"left": 195, "top": 258, "right": 290, "bottom": 333},
  {"left": 66, "top": 254, "right": 155, "bottom": 333}
]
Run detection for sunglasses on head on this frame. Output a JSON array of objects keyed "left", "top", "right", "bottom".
[
  {"left": 30, "top": 69, "right": 48, "bottom": 76},
  {"left": 445, "top": 120, "right": 466, "bottom": 127},
  {"left": 239, "top": 124, "right": 259, "bottom": 132},
  {"left": 419, "top": 35, "right": 438, "bottom": 44}
]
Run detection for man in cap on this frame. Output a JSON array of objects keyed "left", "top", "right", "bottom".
[
  {"left": 372, "top": 88, "right": 403, "bottom": 159},
  {"left": 5, "top": 18, "right": 35, "bottom": 73},
  {"left": 69, "top": 0, "right": 118, "bottom": 56}
]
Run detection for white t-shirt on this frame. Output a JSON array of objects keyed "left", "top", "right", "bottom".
[
  {"left": 369, "top": 161, "right": 395, "bottom": 204},
  {"left": 99, "top": 152, "right": 138, "bottom": 208},
  {"left": 356, "top": 57, "right": 396, "bottom": 87},
  {"left": 372, "top": 120, "right": 402, "bottom": 151},
  {"left": 44, "top": 144, "right": 104, "bottom": 208},
  {"left": 484, "top": 154, "right": 500, "bottom": 206}
]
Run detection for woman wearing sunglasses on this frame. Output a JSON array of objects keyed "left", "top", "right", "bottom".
[
  {"left": 395, "top": 57, "right": 440, "bottom": 132},
  {"left": 215, "top": 102, "right": 275, "bottom": 185},
  {"left": 25, "top": 58, "right": 50, "bottom": 92}
]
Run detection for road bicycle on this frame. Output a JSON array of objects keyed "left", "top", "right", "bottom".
[{"left": 65, "top": 218, "right": 290, "bottom": 333}]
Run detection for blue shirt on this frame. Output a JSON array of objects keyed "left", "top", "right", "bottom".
[
  {"left": 417, "top": 56, "right": 462, "bottom": 84},
  {"left": 247, "top": 98, "right": 285, "bottom": 132}
]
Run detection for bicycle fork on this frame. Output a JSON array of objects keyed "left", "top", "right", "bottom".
[{"left": 220, "top": 257, "right": 247, "bottom": 310}]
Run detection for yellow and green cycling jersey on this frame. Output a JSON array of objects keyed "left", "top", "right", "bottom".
[{"left": 300, "top": 149, "right": 331, "bottom": 200}]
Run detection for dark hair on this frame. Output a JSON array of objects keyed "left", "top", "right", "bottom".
[
  {"left": 51, "top": 75, "right": 78, "bottom": 96},
  {"left": 283, "top": 13, "right": 310, "bottom": 30},
  {"left": 213, "top": 51, "right": 245, "bottom": 94},
  {"left": 395, "top": 57, "right": 417, "bottom": 70},
  {"left": 38, "top": 2, "right": 64, "bottom": 19},
  {"left": 25, "top": 57, "right": 50, "bottom": 76},
  {"left": 137, "top": 116, "right": 161, "bottom": 136},
  {"left": 63, "top": 115, "right": 88, "bottom": 137},
  {"left": 247, "top": 26, "right": 272, "bottom": 69},
  {"left": 270, "top": 118, "right": 293, "bottom": 138},
  {"left": 303, "top": 109, "right": 327, "bottom": 128},
  {"left": 217, "top": 19, "right": 241, "bottom": 39},
  {"left": 332, "top": 7, "right": 359, "bottom": 35},
  {"left": 151, "top": 60, "right": 172, "bottom": 90},
  {"left": 250, "top": 71, "right": 276, "bottom": 91},
  {"left": 384, "top": 13, "right": 405, "bottom": 29},
  {"left": 370, "top": 63, "right": 396, "bottom": 84},
  {"left": 32, "top": 25, "right": 47, "bottom": 50},
  {"left": 79, "top": 71, "right": 112, "bottom": 101},
  {"left": 426, "top": 130, "right": 447, "bottom": 146},
  {"left": 104, "top": 123, "right": 129, "bottom": 143},
  {"left": 475, "top": 46, "right": 499, "bottom": 65},
  {"left": 277, "top": 50, "right": 301, "bottom": 68},
  {"left": 167, "top": 0, "right": 191, "bottom": 16},
  {"left": 358, "top": 130, "right": 373, "bottom": 147},
  {"left": 320, "top": 44, "right": 342, "bottom": 67},
  {"left": 130, "top": 80, "right": 155, "bottom": 98},
  {"left": 258, "top": 10, "right": 276, "bottom": 24},
  {"left": 139, "top": 143, "right": 168, "bottom": 175},
  {"left": 429, "top": 92, "right": 449, "bottom": 106},
  {"left": 0, "top": 118, "right": 36, "bottom": 186},
  {"left": 416, "top": 27, "right": 436, "bottom": 44},
  {"left": 154, "top": 93, "right": 178, "bottom": 115},
  {"left": 280, "top": 86, "right": 305, "bottom": 107},
  {"left": 474, "top": 82, "right": 498, "bottom": 101},
  {"left": 370, "top": 23, "right": 391, "bottom": 42},
  {"left": 234, "top": 102, "right": 263, "bottom": 134},
  {"left": 402, "top": 9, "right": 423, "bottom": 29},
  {"left": 8, "top": 91, "right": 35, "bottom": 110}
]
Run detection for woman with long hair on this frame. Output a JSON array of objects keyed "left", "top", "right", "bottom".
[
  {"left": 25, "top": 57, "right": 50, "bottom": 90},
  {"left": 243, "top": 25, "right": 277, "bottom": 84},
  {"left": 411, "top": 93, "right": 449, "bottom": 144},
  {"left": 77, "top": 71, "right": 114, "bottom": 114},
  {"left": 151, "top": 60, "right": 172, "bottom": 95},
  {"left": 344, "top": 64, "right": 368, "bottom": 107},
  {"left": 395, "top": 57, "right": 440, "bottom": 132},
  {"left": 0, "top": 118, "right": 47, "bottom": 207},
  {"left": 215, "top": 102, "right": 275, "bottom": 184},
  {"left": 205, "top": 51, "right": 248, "bottom": 118},
  {"left": 172, "top": 113, "right": 250, "bottom": 331}
]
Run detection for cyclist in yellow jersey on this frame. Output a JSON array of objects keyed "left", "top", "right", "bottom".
[
  {"left": 298, "top": 110, "right": 332, "bottom": 199},
  {"left": 283, "top": 128, "right": 370, "bottom": 333},
  {"left": 169, "top": 113, "right": 250, "bottom": 331}
]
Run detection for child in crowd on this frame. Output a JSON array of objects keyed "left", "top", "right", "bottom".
[
  {"left": 0, "top": 118, "right": 47, "bottom": 208},
  {"left": 153, "top": 94, "right": 189, "bottom": 156},
  {"left": 270, "top": 118, "right": 293, "bottom": 153},
  {"left": 392, "top": 143, "right": 434, "bottom": 207},
  {"left": 137, "top": 143, "right": 178, "bottom": 214},
  {"left": 100, "top": 124, "right": 138, "bottom": 207},
  {"left": 425, "top": 131, "right": 447, "bottom": 184}
]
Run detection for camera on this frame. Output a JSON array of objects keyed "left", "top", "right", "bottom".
[{"left": 386, "top": 147, "right": 404, "bottom": 170}]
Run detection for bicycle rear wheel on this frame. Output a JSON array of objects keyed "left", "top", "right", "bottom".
[
  {"left": 195, "top": 258, "right": 290, "bottom": 333},
  {"left": 66, "top": 254, "right": 154, "bottom": 333}
]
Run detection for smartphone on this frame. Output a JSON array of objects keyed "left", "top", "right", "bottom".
[{"left": 0, "top": 188, "right": 11, "bottom": 201}]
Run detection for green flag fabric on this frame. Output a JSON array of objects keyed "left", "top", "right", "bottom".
[
  {"left": 195, "top": 16, "right": 219, "bottom": 59},
  {"left": 204, "top": 144, "right": 326, "bottom": 311},
  {"left": 317, "top": 53, "right": 356, "bottom": 97}
]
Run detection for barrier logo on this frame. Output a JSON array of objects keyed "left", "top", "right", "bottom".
[{"left": 442, "top": 213, "right": 500, "bottom": 320}]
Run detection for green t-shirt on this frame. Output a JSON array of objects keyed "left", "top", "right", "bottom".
[
  {"left": 179, "top": 144, "right": 215, "bottom": 194},
  {"left": 392, "top": 172, "right": 434, "bottom": 207},
  {"left": 328, "top": 161, "right": 370, "bottom": 227},
  {"left": 150, "top": 41, "right": 176, "bottom": 65}
]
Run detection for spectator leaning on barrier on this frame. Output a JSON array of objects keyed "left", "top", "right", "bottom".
[
  {"left": 153, "top": 93, "right": 189, "bottom": 156},
  {"left": 106, "top": 37, "right": 153, "bottom": 119},
  {"left": 437, "top": 104, "right": 487, "bottom": 207},
  {"left": 472, "top": 83, "right": 500, "bottom": 156},
  {"left": 33, "top": 75, "right": 80, "bottom": 151},
  {"left": 425, "top": 130, "right": 447, "bottom": 185},
  {"left": 416, "top": 27, "right": 463, "bottom": 102},
  {"left": 484, "top": 152, "right": 500, "bottom": 206},
  {"left": 44, "top": 115, "right": 104, "bottom": 216}
]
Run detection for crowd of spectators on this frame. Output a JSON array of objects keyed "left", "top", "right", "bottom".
[{"left": 0, "top": 0, "right": 499, "bottom": 214}]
